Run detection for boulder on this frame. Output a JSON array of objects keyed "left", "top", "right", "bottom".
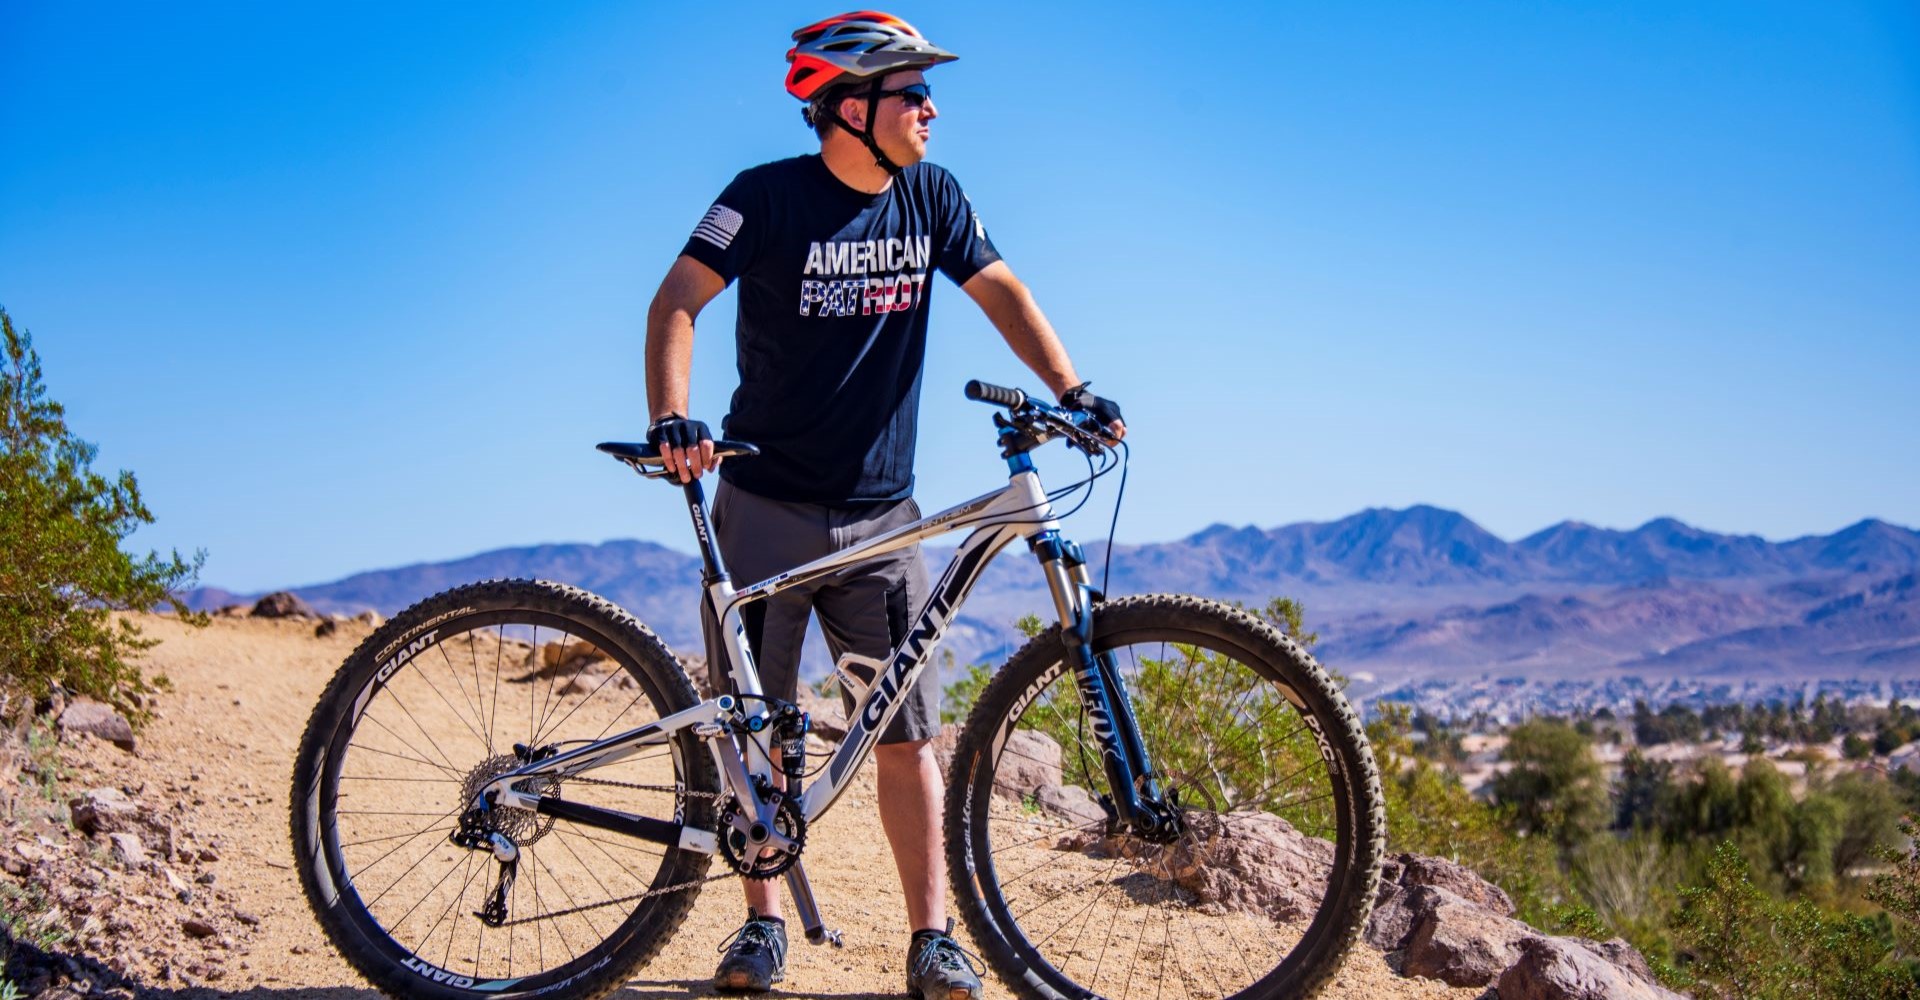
[
  {"left": 57, "top": 699, "right": 135, "bottom": 752},
  {"left": 313, "top": 619, "right": 339, "bottom": 638},
  {"left": 108, "top": 832, "right": 148, "bottom": 867},
  {"left": 1367, "top": 851, "right": 1516, "bottom": 950},
  {"left": 1496, "top": 936, "right": 1688, "bottom": 1000},
  {"left": 1035, "top": 783, "right": 1107, "bottom": 826},
  {"left": 1577, "top": 937, "right": 1660, "bottom": 985},
  {"left": 353, "top": 610, "right": 385, "bottom": 628},
  {"left": 541, "top": 640, "right": 606, "bottom": 672},
  {"left": 250, "top": 592, "right": 315, "bottom": 619},
  {"left": 1105, "top": 810, "right": 1337, "bottom": 923},
  {"left": 70, "top": 788, "right": 141, "bottom": 835},
  {"left": 991, "top": 730, "right": 1063, "bottom": 799},
  {"left": 1400, "top": 885, "right": 1538, "bottom": 987}
]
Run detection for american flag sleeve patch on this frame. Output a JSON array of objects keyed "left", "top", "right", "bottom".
[{"left": 691, "top": 204, "right": 745, "bottom": 250}]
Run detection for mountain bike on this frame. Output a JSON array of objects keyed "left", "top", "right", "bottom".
[{"left": 290, "top": 381, "right": 1385, "bottom": 1000}]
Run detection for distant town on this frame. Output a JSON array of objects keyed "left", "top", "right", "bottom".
[{"left": 1362, "top": 673, "right": 1920, "bottom": 726}]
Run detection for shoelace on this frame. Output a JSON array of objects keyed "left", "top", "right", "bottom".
[
  {"left": 717, "top": 919, "right": 783, "bottom": 959},
  {"left": 911, "top": 928, "right": 984, "bottom": 983}
]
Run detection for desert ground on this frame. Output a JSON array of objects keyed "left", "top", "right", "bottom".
[{"left": 30, "top": 612, "right": 1479, "bottom": 1000}]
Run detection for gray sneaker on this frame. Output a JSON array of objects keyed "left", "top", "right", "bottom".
[
  {"left": 713, "top": 911, "right": 787, "bottom": 993},
  {"left": 907, "top": 921, "right": 984, "bottom": 1000}
]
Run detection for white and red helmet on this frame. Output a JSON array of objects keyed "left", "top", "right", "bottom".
[{"left": 785, "top": 11, "right": 957, "bottom": 101}]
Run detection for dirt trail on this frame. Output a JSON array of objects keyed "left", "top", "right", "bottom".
[{"left": 65, "top": 613, "right": 1476, "bottom": 1000}]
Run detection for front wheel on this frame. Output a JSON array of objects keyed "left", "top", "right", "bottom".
[
  {"left": 945, "top": 595, "right": 1385, "bottom": 1000},
  {"left": 290, "top": 579, "right": 719, "bottom": 1000}
]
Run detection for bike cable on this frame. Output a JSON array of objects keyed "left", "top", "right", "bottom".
[{"left": 1100, "top": 439, "right": 1129, "bottom": 597}]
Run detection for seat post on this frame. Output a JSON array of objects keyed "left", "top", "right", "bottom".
[{"left": 682, "top": 478, "right": 730, "bottom": 586}]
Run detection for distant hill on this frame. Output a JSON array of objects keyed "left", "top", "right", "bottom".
[{"left": 186, "top": 508, "right": 1920, "bottom": 685}]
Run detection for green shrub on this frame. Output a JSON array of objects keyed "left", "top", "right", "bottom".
[
  {"left": 0, "top": 307, "right": 203, "bottom": 719},
  {"left": 1491, "top": 718, "right": 1607, "bottom": 852},
  {"left": 1674, "top": 841, "right": 1919, "bottom": 999}
]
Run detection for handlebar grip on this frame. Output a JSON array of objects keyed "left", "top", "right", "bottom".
[{"left": 964, "top": 380, "right": 1027, "bottom": 409}]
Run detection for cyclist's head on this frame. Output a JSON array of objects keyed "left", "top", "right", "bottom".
[{"left": 787, "top": 11, "right": 954, "bottom": 174}]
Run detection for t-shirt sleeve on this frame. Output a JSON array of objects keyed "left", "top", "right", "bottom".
[
  {"left": 933, "top": 169, "right": 1002, "bottom": 285},
  {"left": 678, "top": 171, "right": 765, "bottom": 283}
]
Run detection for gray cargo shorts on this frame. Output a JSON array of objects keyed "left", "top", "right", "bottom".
[{"left": 700, "top": 479, "right": 939, "bottom": 745}]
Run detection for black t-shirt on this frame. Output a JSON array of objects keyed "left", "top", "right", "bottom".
[{"left": 679, "top": 154, "right": 1000, "bottom": 504}]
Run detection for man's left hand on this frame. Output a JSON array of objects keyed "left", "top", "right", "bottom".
[{"left": 1061, "top": 384, "right": 1125, "bottom": 444}]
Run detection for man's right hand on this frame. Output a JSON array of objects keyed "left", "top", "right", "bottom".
[{"left": 647, "top": 413, "right": 717, "bottom": 484}]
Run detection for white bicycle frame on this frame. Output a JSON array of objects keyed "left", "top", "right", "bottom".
[{"left": 481, "top": 468, "right": 1082, "bottom": 853}]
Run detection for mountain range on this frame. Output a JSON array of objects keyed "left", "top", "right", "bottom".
[{"left": 185, "top": 506, "right": 1920, "bottom": 687}]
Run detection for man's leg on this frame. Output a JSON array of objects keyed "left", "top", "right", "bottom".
[
  {"left": 811, "top": 498, "right": 946, "bottom": 931},
  {"left": 703, "top": 483, "right": 832, "bottom": 927},
  {"left": 875, "top": 738, "right": 944, "bottom": 932}
]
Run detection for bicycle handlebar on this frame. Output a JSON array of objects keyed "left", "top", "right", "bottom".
[
  {"left": 964, "top": 380, "right": 1027, "bottom": 409},
  {"left": 963, "top": 379, "right": 1116, "bottom": 456}
]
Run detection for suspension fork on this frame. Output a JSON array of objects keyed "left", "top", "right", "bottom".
[{"left": 1031, "top": 531, "right": 1180, "bottom": 839}]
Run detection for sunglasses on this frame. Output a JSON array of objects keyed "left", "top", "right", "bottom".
[{"left": 874, "top": 83, "right": 933, "bottom": 109}]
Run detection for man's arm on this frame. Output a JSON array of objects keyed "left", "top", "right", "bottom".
[
  {"left": 645, "top": 255, "right": 728, "bottom": 481},
  {"left": 960, "top": 261, "right": 1125, "bottom": 440}
]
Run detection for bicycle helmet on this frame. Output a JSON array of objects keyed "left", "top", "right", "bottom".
[{"left": 786, "top": 11, "right": 957, "bottom": 174}]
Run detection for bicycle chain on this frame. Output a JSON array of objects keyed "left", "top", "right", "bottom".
[
  {"left": 482, "top": 774, "right": 734, "bottom": 927},
  {"left": 563, "top": 774, "right": 725, "bottom": 799},
  {"left": 493, "top": 869, "right": 735, "bottom": 926}
]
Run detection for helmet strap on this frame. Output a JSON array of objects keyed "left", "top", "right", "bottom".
[{"left": 820, "top": 81, "right": 903, "bottom": 176}]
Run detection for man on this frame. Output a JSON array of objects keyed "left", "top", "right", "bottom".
[{"left": 643, "top": 12, "right": 1125, "bottom": 999}]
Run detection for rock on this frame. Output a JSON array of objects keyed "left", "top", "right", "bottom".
[
  {"left": 181, "top": 918, "right": 218, "bottom": 939},
  {"left": 164, "top": 868, "right": 191, "bottom": 894},
  {"left": 1034, "top": 783, "right": 1107, "bottom": 826},
  {"left": 1400, "top": 885, "right": 1538, "bottom": 987},
  {"left": 1578, "top": 936, "right": 1659, "bottom": 984},
  {"left": 233, "top": 910, "right": 260, "bottom": 926},
  {"left": 931, "top": 727, "right": 1065, "bottom": 801},
  {"left": 57, "top": 699, "right": 136, "bottom": 752},
  {"left": 796, "top": 686, "right": 849, "bottom": 740},
  {"left": 194, "top": 872, "right": 216, "bottom": 885},
  {"left": 1089, "top": 811, "right": 1337, "bottom": 923},
  {"left": 313, "top": 619, "right": 339, "bottom": 638},
  {"left": 70, "top": 788, "right": 140, "bottom": 834},
  {"left": 353, "top": 610, "right": 385, "bottom": 628},
  {"left": 1367, "top": 852, "right": 1516, "bottom": 951},
  {"left": 931, "top": 723, "right": 963, "bottom": 773},
  {"left": 990, "top": 730, "right": 1064, "bottom": 800},
  {"left": 1496, "top": 936, "right": 1687, "bottom": 1000},
  {"left": 108, "top": 832, "right": 148, "bottom": 867},
  {"left": 541, "top": 640, "right": 607, "bottom": 672},
  {"left": 250, "top": 591, "right": 315, "bottom": 619}
]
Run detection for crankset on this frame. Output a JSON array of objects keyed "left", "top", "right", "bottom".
[{"left": 717, "top": 786, "right": 808, "bottom": 880}]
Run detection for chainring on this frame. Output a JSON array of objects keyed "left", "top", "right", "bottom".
[{"left": 717, "top": 796, "right": 807, "bottom": 880}]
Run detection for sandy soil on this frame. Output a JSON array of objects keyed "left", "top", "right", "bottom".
[{"left": 68, "top": 613, "right": 1480, "bottom": 1000}]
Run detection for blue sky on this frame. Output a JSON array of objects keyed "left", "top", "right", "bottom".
[{"left": 3, "top": 1, "right": 1916, "bottom": 592}]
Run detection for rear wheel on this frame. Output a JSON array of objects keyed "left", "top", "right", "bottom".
[
  {"left": 945, "top": 595, "right": 1384, "bottom": 1000},
  {"left": 290, "top": 579, "right": 719, "bottom": 1000}
]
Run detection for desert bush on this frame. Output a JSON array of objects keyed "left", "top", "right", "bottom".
[
  {"left": 1370, "top": 704, "right": 1572, "bottom": 926},
  {"left": 0, "top": 308, "right": 203, "bottom": 719},
  {"left": 1674, "top": 840, "right": 1918, "bottom": 999},
  {"left": 1492, "top": 717, "right": 1608, "bottom": 852}
]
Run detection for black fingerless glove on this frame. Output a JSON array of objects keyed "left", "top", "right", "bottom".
[
  {"left": 1060, "top": 383, "right": 1123, "bottom": 427},
  {"left": 645, "top": 413, "right": 712, "bottom": 451}
]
